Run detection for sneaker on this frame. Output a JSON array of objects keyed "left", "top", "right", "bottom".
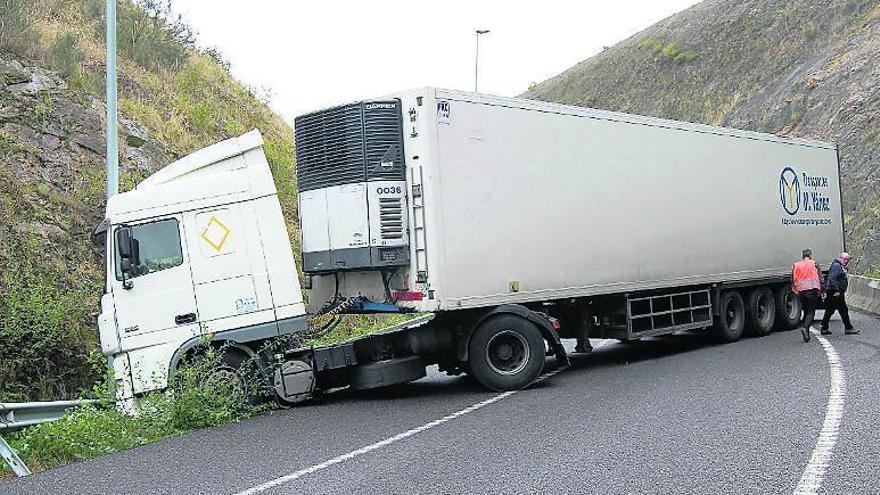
[
  {"left": 820, "top": 328, "right": 832, "bottom": 335},
  {"left": 800, "top": 327, "right": 811, "bottom": 343},
  {"left": 845, "top": 328, "right": 860, "bottom": 335}
]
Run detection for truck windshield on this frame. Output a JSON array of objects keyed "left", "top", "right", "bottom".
[{"left": 114, "top": 218, "right": 184, "bottom": 280}]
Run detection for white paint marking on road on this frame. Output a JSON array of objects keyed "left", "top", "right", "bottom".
[
  {"left": 231, "top": 340, "right": 615, "bottom": 495},
  {"left": 793, "top": 330, "right": 846, "bottom": 495}
]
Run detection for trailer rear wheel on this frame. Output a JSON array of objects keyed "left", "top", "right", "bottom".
[
  {"left": 745, "top": 287, "right": 776, "bottom": 336},
  {"left": 712, "top": 291, "right": 745, "bottom": 342},
  {"left": 468, "top": 315, "right": 545, "bottom": 391},
  {"left": 774, "top": 284, "right": 801, "bottom": 330}
]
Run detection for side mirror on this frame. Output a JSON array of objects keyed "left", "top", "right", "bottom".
[
  {"left": 115, "top": 227, "right": 136, "bottom": 289},
  {"left": 117, "top": 227, "right": 133, "bottom": 260}
]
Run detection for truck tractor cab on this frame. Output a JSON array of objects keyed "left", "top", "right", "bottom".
[{"left": 93, "top": 130, "right": 307, "bottom": 404}]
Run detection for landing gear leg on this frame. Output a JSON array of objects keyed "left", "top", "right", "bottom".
[{"left": 574, "top": 306, "right": 594, "bottom": 354}]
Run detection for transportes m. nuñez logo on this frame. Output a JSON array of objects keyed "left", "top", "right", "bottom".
[
  {"left": 779, "top": 167, "right": 800, "bottom": 215},
  {"left": 779, "top": 166, "right": 833, "bottom": 226}
]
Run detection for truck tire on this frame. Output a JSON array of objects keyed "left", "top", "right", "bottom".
[
  {"left": 774, "top": 284, "right": 801, "bottom": 330},
  {"left": 745, "top": 287, "right": 776, "bottom": 336},
  {"left": 712, "top": 290, "right": 746, "bottom": 342},
  {"left": 349, "top": 356, "right": 426, "bottom": 390},
  {"left": 202, "top": 349, "right": 265, "bottom": 405},
  {"left": 468, "top": 315, "right": 546, "bottom": 391}
]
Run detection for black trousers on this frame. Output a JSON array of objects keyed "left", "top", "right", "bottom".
[
  {"left": 821, "top": 292, "right": 854, "bottom": 331},
  {"left": 799, "top": 289, "right": 820, "bottom": 331}
]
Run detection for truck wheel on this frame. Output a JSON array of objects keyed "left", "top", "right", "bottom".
[
  {"left": 202, "top": 350, "right": 265, "bottom": 405},
  {"left": 468, "top": 315, "right": 546, "bottom": 391},
  {"left": 745, "top": 287, "right": 775, "bottom": 336},
  {"left": 774, "top": 284, "right": 801, "bottom": 330},
  {"left": 712, "top": 291, "right": 745, "bottom": 342},
  {"left": 349, "top": 356, "right": 426, "bottom": 390}
]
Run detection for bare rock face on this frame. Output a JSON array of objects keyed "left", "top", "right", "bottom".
[
  {"left": 0, "top": 52, "right": 170, "bottom": 278},
  {"left": 0, "top": 58, "right": 29, "bottom": 86},
  {"left": 7, "top": 65, "right": 68, "bottom": 94},
  {"left": 528, "top": 0, "right": 880, "bottom": 270}
]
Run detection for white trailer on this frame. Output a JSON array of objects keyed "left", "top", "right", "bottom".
[
  {"left": 298, "top": 88, "right": 844, "bottom": 390},
  {"left": 94, "top": 88, "right": 844, "bottom": 404}
]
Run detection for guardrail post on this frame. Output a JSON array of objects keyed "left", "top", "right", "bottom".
[{"left": 0, "top": 435, "right": 31, "bottom": 477}]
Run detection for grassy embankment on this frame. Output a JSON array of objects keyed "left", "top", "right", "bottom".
[{"left": 1, "top": 0, "right": 410, "bottom": 478}]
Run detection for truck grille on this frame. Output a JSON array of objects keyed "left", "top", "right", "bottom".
[
  {"left": 379, "top": 197, "right": 404, "bottom": 240},
  {"left": 295, "top": 100, "right": 404, "bottom": 192}
]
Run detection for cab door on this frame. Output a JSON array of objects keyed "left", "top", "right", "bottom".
[{"left": 110, "top": 216, "right": 198, "bottom": 339}]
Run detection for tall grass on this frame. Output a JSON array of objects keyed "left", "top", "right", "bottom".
[{"left": 1, "top": 346, "right": 266, "bottom": 477}]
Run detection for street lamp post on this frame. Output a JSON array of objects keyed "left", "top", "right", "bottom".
[
  {"left": 106, "top": 0, "right": 118, "bottom": 198},
  {"left": 474, "top": 29, "right": 490, "bottom": 93}
]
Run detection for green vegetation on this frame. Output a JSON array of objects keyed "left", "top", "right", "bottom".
[
  {"left": 863, "top": 265, "right": 880, "bottom": 279},
  {"left": 308, "top": 313, "right": 419, "bottom": 347},
  {"left": 0, "top": 0, "right": 415, "bottom": 408},
  {"left": 0, "top": 262, "right": 100, "bottom": 402},
  {"left": 47, "top": 32, "right": 83, "bottom": 79},
  {"left": 803, "top": 22, "right": 820, "bottom": 40},
  {"left": 639, "top": 38, "right": 697, "bottom": 64},
  {"left": 0, "top": 0, "right": 302, "bottom": 402},
  {"left": 1, "top": 346, "right": 265, "bottom": 477}
]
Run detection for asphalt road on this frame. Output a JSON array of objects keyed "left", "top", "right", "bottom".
[{"left": 4, "top": 310, "right": 879, "bottom": 495}]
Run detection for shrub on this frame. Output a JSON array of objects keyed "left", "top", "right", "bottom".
[
  {"left": 0, "top": 261, "right": 98, "bottom": 401},
  {"left": 47, "top": 32, "right": 83, "bottom": 79},
  {"left": 3, "top": 345, "right": 265, "bottom": 475},
  {"left": 639, "top": 38, "right": 664, "bottom": 53},
  {"left": 673, "top": 51, "right": 698, "bottom": 64},
  {"left": 116, "top": 0, "right": 196, "bottom": 71},
  {"left": 0, "top": 0, "right": 43, "bottom": 56},
  {"left": 803, "top": 23, "right": 820, "bottom": 40},
  {"left": 640, "top": 38, "right": 696, "bottom": 64},
  {"left": 661, "top": 42, "right": 680, "bottom": 59}
]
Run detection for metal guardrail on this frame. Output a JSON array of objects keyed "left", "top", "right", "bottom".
[
  {"left": 849, "top": 275, "right": 880, "bottom": 317},
  {"left": 1, "top": 435, "right": 31, "bottom": 477},
  {"left": 0, "top": 399, "right": 96, "bottom": 431},
  {"left": 0, "top": 399, "right": 96, "bottom": 477}
]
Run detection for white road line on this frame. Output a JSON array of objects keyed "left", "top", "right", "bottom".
[
  {"left": 793, "top": 330, "right": 846, "bottom": 495},
  {"left": 231, "top": 340, "right": 614, "bottom": 495}
]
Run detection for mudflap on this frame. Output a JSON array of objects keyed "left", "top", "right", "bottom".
[{"left": 525, "top": 311, "right": 570, "bottom": 367}]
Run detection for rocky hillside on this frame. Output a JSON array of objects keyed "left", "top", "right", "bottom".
[
  {"left": 0, "top": 0, "right": 297, "bottom": 400},
  {"left": 526, "top": 0, "right": 880, "bottom": 272}
]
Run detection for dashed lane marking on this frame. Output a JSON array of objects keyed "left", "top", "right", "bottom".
[{"left": 230, "top": 340, "right": 614, "bottom": 495}]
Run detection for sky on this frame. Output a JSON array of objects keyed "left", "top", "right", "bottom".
[{"left": 171, "top": 0, "right": 701, "bottom": 123}]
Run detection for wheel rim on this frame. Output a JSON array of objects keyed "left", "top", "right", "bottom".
[
  {"left": 486, "top": 330, "right": 530, "bottom": 376},
  {"left": 757, "top": 293, "right": 772, "bottom": 324},
  {"left": 205, "top": 365, "right": 246, "bottom": 395},
  {"left": 725, "top": 300, "right": 738, "bottom": 328}
]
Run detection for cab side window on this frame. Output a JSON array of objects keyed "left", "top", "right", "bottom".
[{"left": 115, "top": 219, "right": 183, "bottom": 280}]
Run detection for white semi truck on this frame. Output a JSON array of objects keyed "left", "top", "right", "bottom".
[{"left": 95, "top": 88, "right": 844, "bottom": 404}]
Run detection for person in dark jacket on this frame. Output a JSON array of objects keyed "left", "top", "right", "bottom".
[{"left": 821, "top": 252, "right": 859, "bottom": 335}]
